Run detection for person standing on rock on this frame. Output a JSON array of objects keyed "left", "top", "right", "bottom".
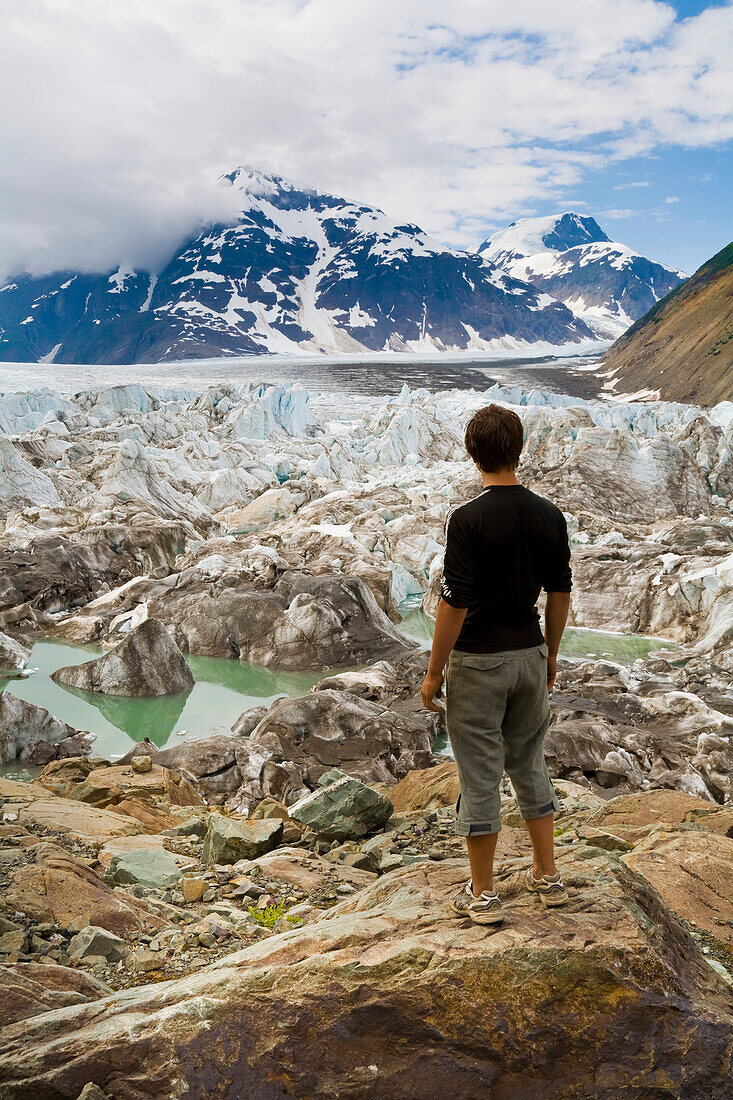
[{"left": 421, "top": 403, "right": 571, "bottom": 923}]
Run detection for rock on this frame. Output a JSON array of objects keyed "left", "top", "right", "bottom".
[
  {"left": 0, "top": 966, "right": 92, "bottom": 1027},
  {"left": 97, "top": 833, "right": 197, "bottom": 873},
  {"left": 251, "top": 797, "right": 303, "bottom": 843},
  {"left": 0, "top": 778, "right": 143, "bottom": 841},
  {"left": 181, "top": 877, "right": 207, "bottom": 903},
  {"left": 7, "top": 962, "right": 110, "bottom": 1002},
  {"left": 623, "top": 829, "right": 733, "bottom": 945},
  {"left": 4, "top": 843, "right": 166, "bottom": 936},
  {"left": 0, "top": 631, "right": 31, "bottom": 676},
  {"left": 249, "top": 689, "right": 435, "bottom": 790},
  {"left": 0, "top": 931, "right": 26, "bottom": 956},
  {"left": 229, "top": 847, "right": 376, "bottom": 894},
  {"left": 1, "top": 855, "right": 731, "bottom": 1098},
  {"left": 76, "top": 1084, "right": 111, "bottom": 1100},
  {"left": 51, "top": 618, "right": 194, "bottom": 697},
  {"left": 387, "top": 760, "right": 460, "bottom": 813},
  {"left": 575, "top": 825, "right": 632, "bottom": 852},
  {"left": 152, "top": 736, "right": 274, "bottom": 810},
  {"left": 202, "top": 814, "right": 284, "bottom": 865},
  {"left": 108, "top": 848, "right": 183, "bottom": 890},
  {"left": 589, "top": 789, "right": 721, "bottom": 842},
  {"left": 289, "top": 770, "right": 393, "bottom": 841},
  {"left": 0, "top": 692, "right": 88, "bottom": 766},
  {"left": 131, "top": 755, "right": 152, "bottom": 773},
  {"left": 69, "top": 926, "right": 128, "bottom": 963}
]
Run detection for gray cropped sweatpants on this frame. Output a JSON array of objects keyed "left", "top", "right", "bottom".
[{"left": 445, "top": 642, "right": 559, "bottom": 837}]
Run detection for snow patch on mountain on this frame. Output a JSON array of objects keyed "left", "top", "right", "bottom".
[
  {"left": 0, "top": 170, "right": 596, "bottom": 365},
  {"left": 479, "top": 213, "right": 685, "bottom": 339}
]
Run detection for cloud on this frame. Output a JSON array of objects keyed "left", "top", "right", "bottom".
[
  {"left": 0, "top": 0, "right": 731, "bottom": 277},
  {"left": 613, "top": 181, "right": 652, "bottom": 189},
  {"left": 665, "top": 195, "right": 680, "bottom": 203}
]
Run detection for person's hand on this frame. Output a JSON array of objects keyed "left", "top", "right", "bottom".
[
  {"left": 421, "top": 669, "right": 444, "bottom": 712},
  {"left": 547, "top": 652, "right": 557, "bottom": 691}
]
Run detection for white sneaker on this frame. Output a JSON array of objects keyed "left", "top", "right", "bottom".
[{"left": 449, "top": 881, "right": 504, "bottom": 924}]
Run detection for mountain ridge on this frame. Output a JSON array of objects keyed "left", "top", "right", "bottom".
[
  {"left": 0, "top": 174, "right": 682, "bottom": 365},
  {"left": 479, "top": 213, "right": 685, "bottom": 339},
  {"left": 601, "top": 242, "right": 733, "bottom": 405}
]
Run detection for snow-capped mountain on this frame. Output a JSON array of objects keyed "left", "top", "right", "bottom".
[
  {"left": 0, "top": 169, "right": 595, "bottom": 365},
  {"left": 478, "top": 213, "right": 686, "bottom": 339}
]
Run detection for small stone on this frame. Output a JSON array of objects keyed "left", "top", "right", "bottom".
[
  {"left": 378, "top": 853, "right": 404, "bottom": 873},
  {"left": 181, "top": 877, "right": 207, "bottom": 903},
  {"left": 131, "top": 946, "right": 162, "bottom": 972},
  {"left": 76, "top": 1084, "right": 111, "bottom": 1100},
  {"left": 202, "top": 814, "right": 284, "bottom": 865},
  {"left": 0, "top": 930, "right": 26, "bottom": 955},
  {"left": 69, "top": 926, "right": 128, "bottom": 963},
  {"left": 336, "top": 883, "right": 356, "bottom": 895},
  {"left": 131, "top": 755, "right": 153, "bottom": 773}
]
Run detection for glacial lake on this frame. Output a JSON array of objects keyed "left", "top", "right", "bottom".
[{"left": 1, "top": 627, "right": 674, "bottom": 778}]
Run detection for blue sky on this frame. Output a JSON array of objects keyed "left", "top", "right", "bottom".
[
  {"left": 0, "top": 0, "right": 731, "bottom": 278},
  {"left": 556, "top": 145, "right": 731, "bottom": 273}
]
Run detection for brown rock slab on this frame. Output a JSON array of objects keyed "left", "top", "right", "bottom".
[
  {"left": 7, "top": 962, "right": 110, "bottom": 1001},
  {"left": 0, "top": 966, "right": 92, "bottom": 1027},
  {"left": 17, "top": 798, "right": 143, "bottom": 841},
  {"left": 381, "top": 759, "right": 460, "bottom": 813},
  {"left": 85, "top": 764, "right": 170, "bottom": 799},
  {"left": 112, "top": 799, "right": 177, "bottom": 833},
  {"left": 623, "top": 829, "right": 733, "bottom": 945},
  {"left": 589, "top": 789, "right": 719, "bottom": 841},
  {"left": 4, "top": 843, "right": 167, "bottom": 936},
  {"left": 0, "top": 855, "right": 731, "bottom": 1098}
]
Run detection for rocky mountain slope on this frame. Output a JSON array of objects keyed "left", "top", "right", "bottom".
[
  {"left": 479, "top": 213, "right": 685, "bottom": 339},
  {"left": 0, "top": 169, "right": 596, "bottom": 364},
  {"left": 601, "top": 242, "right": 733, "bottom": 405}
]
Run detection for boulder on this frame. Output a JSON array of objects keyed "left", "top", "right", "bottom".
[
  {"left": 0, "top": 632, "right": 31, "bottom": 676},
  {"left": 289, "top": 770, "right": 393, "bottom": 841},
  {"left": 153, "top": 736, "right": 274, "bottom": 810},
  {"left": 51, "top": 619, "right": 194, "bottom": 697},
  {"left": 0, "top": 692, "right": 90, "bottom": 766},
  {"left": 0, "top": 856, "right": 731, "bottom": 1098},
  {"left": 69, "top": 927, "right": 128, "bottom": 964},
  {"left": 387, "top": 760, "right": 460, "bottom": 813},
  {"left": 623, "top": 829, "right": 733, "bottom": 945},
  {"left": 108, "top": 848, "right": 183, "bottom": 890},
  {"left": 202, "top": 814, "right": 284, "bottom": 865},
  {"left": 4, "top": 844, "right": 166, "bottom": 936},
  {"left": 248, "top": 689, "right": 435, "bottom": 790}
]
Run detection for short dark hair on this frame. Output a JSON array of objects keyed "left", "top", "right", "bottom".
[{"left": 464, "top": 404, "right": 524, "bottom": 472}]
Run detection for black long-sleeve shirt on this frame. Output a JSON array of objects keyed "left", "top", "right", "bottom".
[{"left": 440, "top": 484, "right": 572, "bottom": 653}]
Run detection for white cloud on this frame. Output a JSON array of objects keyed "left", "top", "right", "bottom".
[
  {"left": 0, "top": 0, "right": 731, "bottom": 277},
  {"left": 665, "top": 195, "right": 680, "bottom": 203}
]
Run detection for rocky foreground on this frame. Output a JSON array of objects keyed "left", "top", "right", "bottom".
[
  {"left": 0, "top": 376, "right": 732, "bottom": 1095},
  {"left": 1, "top": 755, "right": 733, "bottom": 1098}
]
